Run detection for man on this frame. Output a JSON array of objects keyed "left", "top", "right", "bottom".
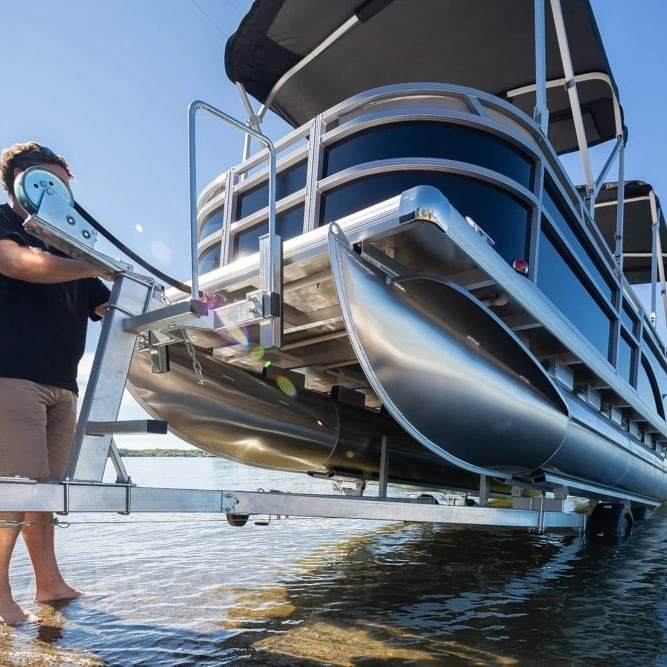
[{"left": 0, "top": 142, "right": 110, "bottom": 625}]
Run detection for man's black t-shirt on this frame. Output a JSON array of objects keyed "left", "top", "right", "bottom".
[{"left": 0, "top": 203, "right": 110, "bottom": 393}]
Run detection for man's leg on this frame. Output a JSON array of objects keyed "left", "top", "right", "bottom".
[
  {"left": 0, "top": 512, "right": 39, "bottom": 624},
  {"left": 21, "top": 513, "right": 81, "bottom": 603},
  {"left": 0, "top": 378, "right": 54, "bottom": 624},
  {"left": 23, "top": 387, "right": 81, "bottom": 603}
]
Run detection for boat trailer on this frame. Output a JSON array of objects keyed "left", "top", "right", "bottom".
[{"left": 0, "top": 104, "right": 608, "bottom": 537}]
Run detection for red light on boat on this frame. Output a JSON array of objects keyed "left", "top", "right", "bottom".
[{"left": 512, "top": 259, "right": 528, "bottom": 275}]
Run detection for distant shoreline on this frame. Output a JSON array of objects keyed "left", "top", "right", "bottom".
[{"left": 118, "top": 448, "right": 215, "bottom": 457}]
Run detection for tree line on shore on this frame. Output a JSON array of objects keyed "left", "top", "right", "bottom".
[{"left": 118, "top": 448, "right": 216, "bottom": 457}]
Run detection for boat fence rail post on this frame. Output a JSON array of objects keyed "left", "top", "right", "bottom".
[
  {"left": 61, "top": 478, "right": 70, "bottom": 516},
  {"left": 378, "top": 435, "right": 390, "bottom": 498},
  {"left": 478, "top": 475, "right": 490, "bottom": 507},
  {"left": 122, "top": 482, "right": 132, "bottom": 516},
  {"left": 537, "top": 496, "right": 545, "bottom": 533}
]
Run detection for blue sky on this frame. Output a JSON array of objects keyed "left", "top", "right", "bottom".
[
  {"left": 1, "top": 0, "right": 666, "bottom": 448},
  {"left": 1, "top": 0, "right": 288, "bottom": 282},
  {"left": 1, "top": 0, "right": 665, "bottom": 279}
]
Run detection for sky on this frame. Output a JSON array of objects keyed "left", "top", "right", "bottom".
[{"left": 1, "top": 0, "right": 666, "bottom": 449}]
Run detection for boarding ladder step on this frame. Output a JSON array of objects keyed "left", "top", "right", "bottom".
[{"left": 85, "top": 420, "right": 168, "bottom": 435}]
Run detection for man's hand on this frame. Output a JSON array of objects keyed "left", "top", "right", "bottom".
[{"left": 94, "top": 302, "right": 109, "bottom": 318}]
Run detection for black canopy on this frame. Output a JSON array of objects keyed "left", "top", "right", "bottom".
[
  {"left": 225, "top": 0, "right": 624, "bottom": 154},
  {"left": 590, "top": 182, "right": 667, "bottom": 285}
]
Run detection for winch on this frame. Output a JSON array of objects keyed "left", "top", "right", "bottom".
[{"left": 14, "top": 166, "right": 131, "bottom": 278}]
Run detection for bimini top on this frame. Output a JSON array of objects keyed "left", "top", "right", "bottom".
[
  {"left": 225, "top": 0, "right": 623, "bottom": 155},
  {"left": 590, "top": 181, "right": 667, "bottom": 285}
]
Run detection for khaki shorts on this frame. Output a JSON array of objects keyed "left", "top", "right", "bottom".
[{"left": 0, "top": 378, "right": 77, "bottom": 480}]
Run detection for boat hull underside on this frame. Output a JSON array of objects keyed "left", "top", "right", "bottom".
[
  {"left": 127, "top": 243, "right": 667, "bottom": 502},
  {"left": 127, "top": 345, "right": 496, "bottom": 492}
]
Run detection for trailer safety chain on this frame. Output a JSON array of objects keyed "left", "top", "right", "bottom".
[
  {"left": 183, "top": 331, "right": 205, "bottom": 385},
  {"left": 0, "top": 517, "right": 267, "bottom": 527},
  {"left": 0, "top": 517, "right": 69, "bottom": 528}
]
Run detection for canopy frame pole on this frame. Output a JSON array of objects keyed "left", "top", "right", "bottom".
[
  {"left": 533, "top": 0, "right": 549, "bottom": 134},
  {"left": 236, "top": 82, "right": 263, "bottom": 163},
  {"left": 649, "top": 190, "right": 667, "bottom": 331},
  {"left": 549, "top": 0, "right": 595, "bottom": 208},
  {"left": 613, "top": 143, "right": 626, "bottom": 273},
  {"left": 594, "top": 138, "right": 623, "bottom": 201},
  {"left": 258, "top": 16, "right": 361, "bottom": 121}
]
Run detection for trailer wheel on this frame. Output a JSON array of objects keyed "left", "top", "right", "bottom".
[
  {"left": 226, "top": 513, "right": 250, "bottom": 527},
  {"left": 586, "top": 502, "right": 633, "bottom": 538}
]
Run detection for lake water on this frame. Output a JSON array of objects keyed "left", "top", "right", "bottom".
[{"left": 2, "top": 456, "right": 667, "bottom": 666}]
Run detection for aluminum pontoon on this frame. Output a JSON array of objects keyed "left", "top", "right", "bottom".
[{"left": 3, "top": 0, "right": 666, "bottom": 535}]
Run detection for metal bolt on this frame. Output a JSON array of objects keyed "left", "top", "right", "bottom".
[
  {"left": 82, "top": 230, "right": 91, "bottom": 239},
  {"left": 66, "top": 216, "right": 76, "bottom": 225}
]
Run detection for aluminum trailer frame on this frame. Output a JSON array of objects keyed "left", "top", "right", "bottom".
[{"left": 0, "top": 478, "right": 585, "bottom": 532}]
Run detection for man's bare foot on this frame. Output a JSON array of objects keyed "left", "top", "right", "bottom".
[
  {"left": 0, "top": 596, "right": 40, "bottom": 625},
  {"left": 34, "top": 584, "right": 83, "bottom": 604}
]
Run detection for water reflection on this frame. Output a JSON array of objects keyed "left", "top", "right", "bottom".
[
  {"left": 211, "top": 517, "right": 667, "bottom": 666},
  {"left": 1, "top": 459, "right": 667, "bottom": 665},
  {"left": 222, "top": 525, "right": 575, "bottom": 665}
]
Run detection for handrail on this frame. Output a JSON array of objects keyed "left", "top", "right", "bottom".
[{"left": 187, "top": 100, "right": 277, "bottom": 298}]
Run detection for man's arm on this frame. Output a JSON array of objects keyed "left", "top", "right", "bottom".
[{"left": 0, "top": 238, "right": 102, "bottom": 283}]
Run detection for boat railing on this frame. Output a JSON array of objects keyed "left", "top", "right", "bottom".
[
  {"left": 194, "top": 82, "right": 623, "bottom": 281},
  {"left": 196, "top": 118, "right": 309, "bottom": 210},
  {"left": 194, "top": 84, "right": 546, "bottom": 276}
]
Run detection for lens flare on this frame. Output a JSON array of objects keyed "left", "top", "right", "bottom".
[
  {"left": 276, "top": 375, "right": 297, "bottom": 398},
  {"left": 217, "top": 324, "right": 249, "bottom": 347},
  {"left": 150, "top": 239, "right": 172, "bottom": 263},
  {"left": 250, "top": 346, "right": 265, "bottom": 361}
]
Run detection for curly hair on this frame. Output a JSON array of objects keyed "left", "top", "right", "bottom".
[{"left": 0, "top": 142, "right": 72, "bottom": 197}]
